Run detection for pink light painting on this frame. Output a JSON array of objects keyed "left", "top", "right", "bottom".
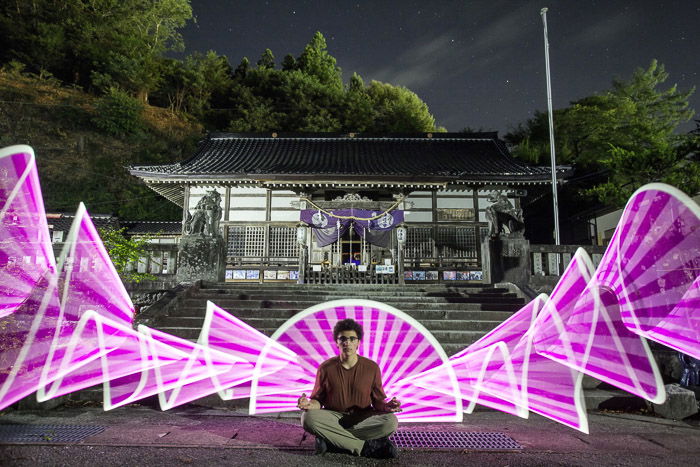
[
  {"left": 409, "top": 294, "right": 589, "bottom": 433},
  {"left": 0, "top": 147, "right": 186, "bottom": 410},
  {"left": 55, "top": 202, "right": 135, "bottom": 325},
  {"left": 35, "top": 202, "right": 147, "bottom": 402},
  {"left": 35, "top": 309, "right": 189, "bottom": 404},
  {"left": 200, "top": 301, "right": 301, "bottom": 403},
  {"left": 499, "top": 304, "right": 587, "bottom": 433},
  {"left": 1, "top": 142, "right": 698, "bottom": 436},
  {"left": 249, "top": 300, "right": 463, "bottom": 422},
  {"left": 532, "top": 248, "right": 665, "bottom": 404},
  {"left": 0, "top": 147, "right": 119, "bottom": 410},
  {"left": 0, "top": 145, "right": 55, "bottom": 319},
  {"left": 106, "top": 325, "right": 253, "bottom": 411},
  {"left": 0, "top": 273, "right": 64, "bottom": 410},
  {"left": 33, "top": 206, "right": 258, "bottom": 409},
  {"left": 616, "top": 184, "right": 700, "bottom": 360},
  {"left": 407, "top": 344, "right": 527, "bottom": 418}
]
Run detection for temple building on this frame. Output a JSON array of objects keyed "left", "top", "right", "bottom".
[{"left": 129, "top": 132, "right": 567, "bottom": 284}]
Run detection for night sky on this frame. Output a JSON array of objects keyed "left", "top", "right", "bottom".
[{"left": 180, "top": 0, "right": 699, "bottom": 135}]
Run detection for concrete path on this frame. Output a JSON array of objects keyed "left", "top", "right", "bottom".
[{"left": 1, "top": 404, "right": 699, "bottom": 466}]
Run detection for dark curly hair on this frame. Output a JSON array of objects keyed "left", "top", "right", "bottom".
[{"left": 333, "top": 318, "right": 364, "bottom": 341}]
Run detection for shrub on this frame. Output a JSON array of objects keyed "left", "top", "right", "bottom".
[
  {"left": 1, "top": 60, "right": 27, "bottom": 76},
  {"left": 92, "top": 87, "right": 144, "bottom": 136}
]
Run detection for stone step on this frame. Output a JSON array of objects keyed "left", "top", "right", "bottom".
[
  {"left": 197, "top": 286, "right": 513, "bottom": 296},
  {"left": 198, "top": 289, "right": 396, "bottom": 296},
  {"left": 183, "top": 297, "right": 524, "bottom": 310},
  {"left": 199, "top": 284, "right": 509, "bottom": 295},
  {"left": 200, "top": 282, "right": 500, "bottom": 292},
  {"left": 170, "top": 301, "right": 521, "bottom": 321},
  {"left": 200, "top": 292, "right": 514, "bottom": 300},
  {"left": 158, "top": 316, "right": 502, "bottom": 332},
  {"left": 187, "top": 292, "right": 520, "bottom": 302},
  {"left": 179, "top": 301, "right": 493, "bottom": 311},
  {"left": 139, "top": 282, "right": 526, "bottom": 366},
  {"left": 182, "top": 299, "right": 494, "bottom": 310},
  {"left": 169, "top": 307, "right": 514, "bottom": 321},
  {"left": 156, "top": 325, "right": 487, "bottom": 344},
  {"left": 429, "top": 330, "right": 488, "bottom": 343},
  {"left": 179, "top": 303, "right": 522, "bottom": 315},
  {"left": 443, "top": 342, "right": 482, "bottom": 356},
  {"left": 425, "top": 292, "right": 518, "bottom": 298}
]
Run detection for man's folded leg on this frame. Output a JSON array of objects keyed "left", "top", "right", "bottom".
[
  {"left": 347, "top": 412, "right": 399, "bottom": 458},
  {"left": 301, "top": 409, "right": 365, "bottom": 456},
  {"left": 347, "top": 412, "right": 398, "bottom": 441}
]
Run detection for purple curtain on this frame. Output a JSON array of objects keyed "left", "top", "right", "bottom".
[
  {"left": 300, "top": 209, "right": 404, "bottom": 247},
  {"left": 356, "top": 229, "right": 392, "bottom": 248}
]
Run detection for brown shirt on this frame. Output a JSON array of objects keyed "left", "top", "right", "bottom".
[{"left": 310, "top": 355, "right": 387, "bottom": 413}]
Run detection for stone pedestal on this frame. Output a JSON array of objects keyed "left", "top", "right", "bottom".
[
  {"left": 480, "top": 239, "right": 492, "bottom": 283},
  {"left": 648, "top": 384, "right": 699, "bottom": 420},
  {"left": 482, "top": 236, "right": 530, "bottom": 288},
  {"left": 298, "top": 245, "right": 307, "bottom": 285},
  {"left": 176, "top": 234, "right": 226, "bottom": 283}
]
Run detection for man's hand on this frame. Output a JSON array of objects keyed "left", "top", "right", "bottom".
[
  {"left": 297, "top": 393, "right": 319, "bottom": 410},
  {"left": 385, "top": 397, "right": 402, "bottom": 413},
  {"left": 297, "top": 393, "right": 311, "bottom": 410}
]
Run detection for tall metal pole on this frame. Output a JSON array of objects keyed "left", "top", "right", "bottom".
[{"left": 541, "top": 7, "right": 561, "bottom": 246}]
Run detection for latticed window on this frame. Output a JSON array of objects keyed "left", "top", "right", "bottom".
[
  {"left": 227, "top": 226, "right": 265, "bottom": 257},
  {"left": 405, "top": 227, "right": 433, "bottom": 259},
  {"left": 269, "top": 226, "right": 299, "bottom": 259},
  {"left": 437, "top": 226, "right": 478, "bottom": 259}
]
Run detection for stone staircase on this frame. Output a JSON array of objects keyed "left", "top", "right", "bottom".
[
  {"left": 151, "top": 281, "right": 526, "bottom": 356},
  {"left": 65, "top": 282, "right": 637, "bottom": 413},
  {"left": 149, "top": 282, "right": 639, "bottom": 413}
]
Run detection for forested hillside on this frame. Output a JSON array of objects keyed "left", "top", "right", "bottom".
[
  {"left": 0, "top": 68, "right": 201, "bottom": 219},
  {"left": 0, "top": 1, "right": 442, "bottom": 220}
]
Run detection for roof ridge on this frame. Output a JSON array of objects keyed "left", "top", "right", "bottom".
[
  {"left": 208, "top": 136, "right": 496, "bottom": 141},
  {"left": 128, "top": 135, "right": 565, "bottom": 185},
  {"left": 124, "top": 220, "right": 180, "bottom": 223}
]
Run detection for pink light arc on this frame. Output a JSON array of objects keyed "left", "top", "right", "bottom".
[
  {"left": 249, "top": 300, "right": 463, "bottom": 423},
  {"left": 533, "top": 249, "right": 665, "bottom": 404},
  {"left": 616, "top": 184, "right": 700, "bottom": 359},
  {"left": 108, "top": 325, "right": 253, "bottom": 411},
  {"left": 409, "top": 294, "right": 589, "bottom": 432},
  {"left": 0, "top": 147, "right": 253, "bottom": 410},
  {"left": 199, "top": 301, "right": 300, "bottom": 402},
  {"left": 0, "top": 146, "right": 55, "bottom": 320}
]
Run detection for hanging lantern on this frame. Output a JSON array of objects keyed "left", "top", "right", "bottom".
[
  {"left": 296, "top": 225, "right": 307, "bottom": 246},
  {"left": 396, "top": 226, "right": 407, "bottom": 244}
]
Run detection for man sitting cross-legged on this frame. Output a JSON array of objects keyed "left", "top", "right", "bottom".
[{"left": 297, "top": 318, "right": 402, "bottom": 459}]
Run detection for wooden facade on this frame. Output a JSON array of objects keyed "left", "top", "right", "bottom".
[{"left": 130, "top": 133, "right": 567, "bottom": 284}]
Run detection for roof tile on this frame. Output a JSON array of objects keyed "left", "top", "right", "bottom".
[{"left": 131, "top": 133, "right": 563, "bottom": 182}]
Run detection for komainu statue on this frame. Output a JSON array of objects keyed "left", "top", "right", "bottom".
[
  {"left": 485, "top": 191, "right": 525, "bottom": 238},
  {"left": 184, "top": 190, "right": 222, "bottom": 236},
  {"left": 679, "top": 352, "right": 700, "bottom": 387}
]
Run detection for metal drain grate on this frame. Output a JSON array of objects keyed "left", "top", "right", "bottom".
[
  {"left": 390, "top": 431, "right": 523, "bottom": 450},
  {"left": 0, "top": 424, "right": 106, "bottom": 443}
]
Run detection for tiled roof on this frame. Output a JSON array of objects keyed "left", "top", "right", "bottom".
[
  {"left": 130, "top": 133, "right": 566, "bottom": 182},
  {"left": 123, "top": 221, "right": 182, "bottom": 236},
  {"left": 46, "top": 215, "right": 180, "bottom": 236},
  {"left": 46, "top": 213, "right": 118, "bottom": 233}
]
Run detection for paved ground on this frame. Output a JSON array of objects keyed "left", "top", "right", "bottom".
[{"left": 1, "top": 403, "right": 699, "bottom": 466}]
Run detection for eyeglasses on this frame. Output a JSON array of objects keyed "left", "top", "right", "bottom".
[{"left": 336, "top": 336, "right": 359, "bottom": 343}]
